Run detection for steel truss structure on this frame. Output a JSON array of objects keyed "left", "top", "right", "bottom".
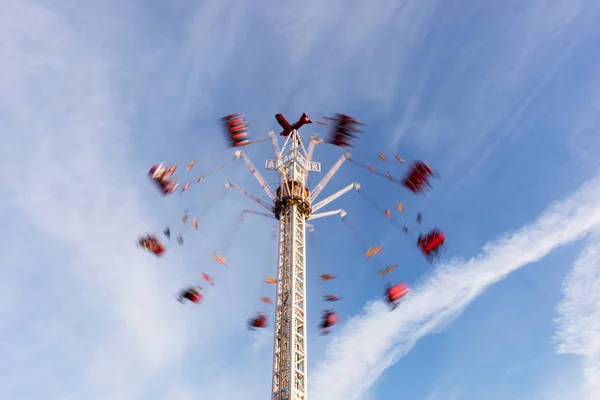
[{"left": 229, "top": 126, "right": 358, "bottom": 400}]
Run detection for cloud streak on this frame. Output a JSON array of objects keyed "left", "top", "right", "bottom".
[
  {"left": 311, "top": 172, "right": 600, "bottom": 400},
  {"left": 554, "top": 234, "right": 600, "bottom": 400},
  {"left": 389, "top": 0, "right": 598, "bottom": 178},
  {"left": 0, "top": 1, "right": 195, "bottom": 398}
]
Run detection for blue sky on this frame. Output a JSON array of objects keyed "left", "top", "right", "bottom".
[{"left": 1, "top": 1, "right": 600, "bottom": 399}]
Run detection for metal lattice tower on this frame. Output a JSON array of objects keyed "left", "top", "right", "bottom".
[{"left": 230, "top": 120, "right": 358, "bottom": 400}]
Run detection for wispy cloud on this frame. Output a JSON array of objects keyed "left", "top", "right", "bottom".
[
  {"left": 0, "top": 1, "right": 294, "bottom": 398},
  {"left": 311, "top": 172, "right": 600, "bottom": 400},
  {"left": 0, "top": 1, "right": 195, "bottom": 398},
  {"left": 171, "top": 0, "right": 444, "bottom": 122},
  {"left": 389, "top": 0, "right": 598, "bottom": 176},
  {"left": 554, "top": 234, "right": 600, "bottom": 400}
]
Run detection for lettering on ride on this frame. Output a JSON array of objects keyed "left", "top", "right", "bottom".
[
  {"left": 265, "top": 158, "right": 321, "bottom": 173},
  {"left": 265, "top": 159, "right": 278, "bottom": 170},
  {"left": 308, "top": 162, "right": 321, "bottom": 172}
]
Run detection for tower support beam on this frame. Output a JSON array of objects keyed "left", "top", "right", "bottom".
[{"left": 271, "top": 130, "right": 308, "bottom": 400}]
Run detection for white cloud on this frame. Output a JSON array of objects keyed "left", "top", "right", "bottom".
[
  {"left": 310, "top": 172, "right": 600, "bottom": 400},
  {"left": 554, "top": 234, "right": 600, "bottom": 400},
  {"left": 0, "top": 1, "right": 195, "bottom": 398},
  {"left": 163, "top": 384, "right": 197, "bottom": 400}
]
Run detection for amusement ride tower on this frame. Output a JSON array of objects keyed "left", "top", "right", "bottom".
[
  {"left": 230, "top": 116, "right": 358, "bottom": 400},
  {"left": 142, "top": 112, "right": 440, "bottom": 399}
]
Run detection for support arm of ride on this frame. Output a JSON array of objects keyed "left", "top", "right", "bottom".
[
  {"left": 310, "top": 152, "right": 351, "bottom": 202},
  {"left": 228, "top": 181, "right": 275, "bottom": 212},
  {"left": 308, "top": 209, "right": 347, "bottom": 221},
  {"left": 236, "top": 151, "right": 276, "bottom": 201},
  {"left": 306, "top": 133, "right": 324, "bottom": 163},
  {"left": 242, "top": 208, "right": 277, "bottom": 220},
  {"left": 311, "top": 182, "right": 360, "bottom": 213},
  {"left": 268, "top": 130, "right": 285, "bottom": 187}
]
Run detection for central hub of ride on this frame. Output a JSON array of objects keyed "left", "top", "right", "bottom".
[{"left": 274, "top": 180, "right": 311, "bottom": 220}]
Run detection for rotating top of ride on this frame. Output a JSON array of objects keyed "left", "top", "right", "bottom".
[
  {"left": 220, "top": 112, "right": 364, "bottom": 220},
  {"left": 142, "top": 111, "right": 445, "bottom": 262},
  {"left": 139, "top": 110, "right": 448, "bottom": 333}
]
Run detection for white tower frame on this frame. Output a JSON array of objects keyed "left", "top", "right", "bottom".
[{"left": 230, "top": 127, "right": 357, "bottom": 400}]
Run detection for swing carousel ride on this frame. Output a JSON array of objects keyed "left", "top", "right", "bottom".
[{"left": 137, "top": 112, "right": 446, "bottom": 399}]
